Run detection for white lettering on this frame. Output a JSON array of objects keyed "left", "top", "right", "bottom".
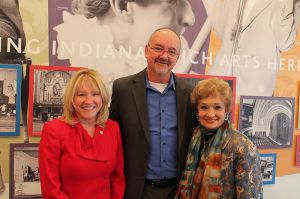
[
  {"left": 202, "top": 52, "right": 212, "bottom": 65},
  {"left": 118, "top": 46, "right": 132, "bottom": 59},
  {"left": 267, "top": 58, "right": 277, "bottom": 70},
  {"left": 7, "top": 38, "right": 22, "bottom": 53},
  {"left": 243, "top": 55, "right": 251, "bottom": 68},
  {"left": 103, "top": 46, "right": 116, "bottom": 58},
  {"left": 279, "top": 58, "right": 285, "bottom": 71},
  {"left": 27, "top": 39, "right": 40, "bottom": 54},
  {"left": 220, "top": 54, "right": 232, "bottom": 67},
  {"left": 52, "top": 40, "right": 56, "bottom": 55},
  {"left": 61, "top": 41, "right": 75, "bottom": 56},
  {"left": 253, "top": 56, "right": 260, "bottom": 68},
  {"left": 79, "top": 42, "right": 92, "bottom": 56},
  {"left": 189, "top": 51, "right": 199, "bottom": 64},
  {"left": 232, "top": 54, "right": 240, "bottom": 67},
  {"left": 134, "top": 47, "right": 145, "bottom": 59},
  {"left": 287, "top": 59, "right": 295, "bottom": 71}
]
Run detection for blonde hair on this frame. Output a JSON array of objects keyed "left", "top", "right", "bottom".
[
  {"left": 61, "top": 69, "right": 109, "bottom": 127},
  {"left": 191, "top": 77, "right": 232, "bottom": 112}
]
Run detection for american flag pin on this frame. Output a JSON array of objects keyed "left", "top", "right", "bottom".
[{"left": 99, "top": 130, "right": 104, "bottom": 135}]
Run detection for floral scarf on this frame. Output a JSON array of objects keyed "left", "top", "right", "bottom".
[{"left": 175, "top": 121, "right": 234, "bottom": 199}]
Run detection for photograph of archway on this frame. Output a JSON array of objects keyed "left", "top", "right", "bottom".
[
  {"left": 239, "top": 96, "right": 295, "bottom": 148},
  {"left": 9, "top": 143, "right": 42, "bottom": 199},
  {"left": 27, "top": 65, "right": 83, "bottom": 136}
]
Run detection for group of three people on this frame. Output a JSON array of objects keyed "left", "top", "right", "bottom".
[{"left": 38, "top": 28, "right": 263, "bottom": 199}]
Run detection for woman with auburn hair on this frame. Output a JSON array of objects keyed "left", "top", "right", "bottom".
[
  {"left": 176, "top": 77, "right": 263, "bottom": 199},
  {"left": 39, "top": 69, "right": 125, "bottom": 199}
]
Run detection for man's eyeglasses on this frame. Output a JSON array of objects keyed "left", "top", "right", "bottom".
[{"left": 148, "top": 45, "right": 179, "bottom": 57}]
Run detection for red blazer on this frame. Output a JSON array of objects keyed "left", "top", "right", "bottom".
[{"left": 39, "top": 118, "right": 125, "bottom": 199}]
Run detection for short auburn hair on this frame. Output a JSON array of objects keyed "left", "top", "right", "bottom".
[{"left": 190, "top": 77, "right": 232, "bottom": 112}]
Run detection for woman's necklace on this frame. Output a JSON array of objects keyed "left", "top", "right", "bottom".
[{"left": 200, "top": 132, "right": 217, "bottom": 156}]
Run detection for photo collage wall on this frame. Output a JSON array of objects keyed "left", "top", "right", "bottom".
[{"left": 1, "top": 0, "right": 300, "bottom": 197}]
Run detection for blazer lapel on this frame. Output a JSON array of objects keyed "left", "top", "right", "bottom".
[
  {"left": 242, "top": 0, "right": 273, "bottom": 31},
  {"left": 175, "top": 77, "right": 189, "bottom": 152},
  {"left": 131, "top": 69, "right": 150, "bottom": 142}
]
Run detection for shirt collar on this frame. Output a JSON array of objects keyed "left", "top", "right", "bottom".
[{"left": 145, "top": 72, "right": 176, "bottom": 92}]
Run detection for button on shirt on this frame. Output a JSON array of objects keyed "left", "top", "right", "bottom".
[{"left": 145, "top": 74, "right": 178, "bottom": 179}]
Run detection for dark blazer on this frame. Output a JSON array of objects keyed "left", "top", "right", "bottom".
[
  {"left": 109, "top": 69, "right": 196, "bottom": 199},
  {"left": 0, "top": 0, "right": 26, "bottom": 59}
]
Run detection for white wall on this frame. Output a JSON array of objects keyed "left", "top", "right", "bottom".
[
  {"left": 1, "top": 173, "right": 300, "bottom": 198},
  {"left": 264, "top": 173, "right": 300, "bottom": 199}
]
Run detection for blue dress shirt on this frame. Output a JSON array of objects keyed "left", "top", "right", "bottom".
[{"left": 145, "top": 74, "right": 178, "bottom": 179}]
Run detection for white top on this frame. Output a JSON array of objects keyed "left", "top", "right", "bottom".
[{"left": 149, "top": 81, "right": 168, "bottom": 94}]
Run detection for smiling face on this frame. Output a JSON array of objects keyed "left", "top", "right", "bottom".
[
  {"left": 145, "top": 29, "right": 180, "bottom": 83},
  {"left": 197, "top": 94, "right": 227, "bottom": 130},
  {"left": 73, "top": 80, "right": 102, "bottom": 124}
]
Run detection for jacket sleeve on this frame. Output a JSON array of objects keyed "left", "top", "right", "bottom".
[
  {"left": 109, "top": 80, "right": 120, "bottom": 123},
  {"left": 39, "top": 122, "right": 69, "bottom": 199},
  {"left": 234, "top": 138, "right": 263, "bottom": 199},
  {"left": 272, "top": 0, "right": 297, "bottom": 52},
  {"left": 110, "top": 122, "right": 125, "bottom": 199}
]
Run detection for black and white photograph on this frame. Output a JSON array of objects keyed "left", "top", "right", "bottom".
[
  {"left": 9, "top": 143, "right": 42, "bottom": 199},
  {"left": 0, "top": 0, "right": 26, "bottom": 61},
  {"left": 260, "top": 153, "right": 276, "bottom": 185},
  {"left": 239, "top": 96, "right": 295, "bottom": 148},
  {"left": 47, "top": 0, "right": 209, "bottom": 94},
  {"left": 28, "top": 65, "right": 82, "bottom": 136},
  {"left": 204, "top": 0, "right": 300, "bottom": 97},
  {"left": 0, "top": 64, "right": 22, "bottom": 136}
]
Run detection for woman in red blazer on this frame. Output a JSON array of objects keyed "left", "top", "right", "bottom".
[{"left": 39, "top": 69, "right": 125, "bottom": 199}]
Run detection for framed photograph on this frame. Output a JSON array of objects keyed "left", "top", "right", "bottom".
[
  {"left": 260, "top": 153, "right": 276, "bottom": 185},
  {"left": 296, "top": 135, "right": 300, "bottom": 166},
  {"left": 239, "top": 96, "right": 295, "bottom": 148},
  {"left": 0, "top": 64, "right": 22, "bottom": 136},
  {"left": 9, "top": 143, "right": 42, "bottom": 199},
  {"left": 176, "top": 73, "right": 237, "bottom": 123},
  {"left": 28, "top": 65, "right": 83, "bottom": 136}
]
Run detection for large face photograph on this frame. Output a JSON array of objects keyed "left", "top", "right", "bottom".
[
  {"left": 16, "top": 0, "right": 300, "bottom": 99},
  {"left": 239, "top": 96, "right": 295, "bottom": 148},
  {"left": 47, "top": 0, "right": 208, "bottom": 92}
]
